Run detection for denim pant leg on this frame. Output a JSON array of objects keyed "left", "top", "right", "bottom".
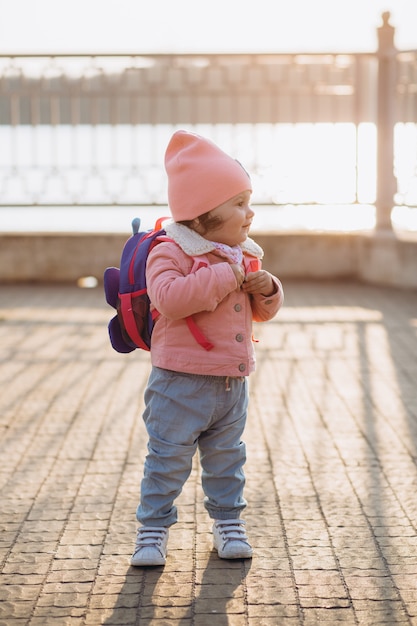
[
  {"left": 137, "top": 367, "right": 249, "bottom": 527},
  {"left": 136, "top": 369, "right": 197, "bottom": 527},
  {"left": 136, "top": 367, "right": 216, "bottom": 527},
  {"left": 199, "top": 376, "right": 249, "bottom": 520}
]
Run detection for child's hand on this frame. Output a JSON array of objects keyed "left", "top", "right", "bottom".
[
  {"left": 230, "top": 263, "right": 245, "bottom": 290},
  {"left": 241, "top": 270, "right": 276, "bottom": 296}
]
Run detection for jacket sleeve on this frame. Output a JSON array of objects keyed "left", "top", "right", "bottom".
[
  {"left": 146, "top": 242, "right": 239, "bottom": 319},
  {"left": 250, "top": 276, "right": 284, "bottom": 322}
]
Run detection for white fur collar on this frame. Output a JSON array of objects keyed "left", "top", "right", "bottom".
[{"left": 163, "top": 219, "right": 264, "bottom": 259}]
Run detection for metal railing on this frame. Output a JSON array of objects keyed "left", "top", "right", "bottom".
[{"left": 0, "top": 12, "right": 416, "bottom": 229}]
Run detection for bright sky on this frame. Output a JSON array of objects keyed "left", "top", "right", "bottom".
[{"left": 0, "top": 0, "right": 416, "bottom": 54}]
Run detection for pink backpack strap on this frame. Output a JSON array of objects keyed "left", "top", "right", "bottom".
[
  {"left": 185, "top": 316, "right": 214, "bottom": 351},
  {"left": 191, "top": 258, "right": 208, "bottom": 272},
  {"left": 245, "top": 258, "right": 261, "bottom": 273},
  {"left": 243, "top": 257, "right": 261, "bottom": 345},
  {"left": 187, "top": 257, "right": 214, "bottom": 350},
  {"left": 150, "top": 253, "right": 214, "bottom": 351},
  {"left": 119, "top": 291, "right": 150, "bottom": 351}
]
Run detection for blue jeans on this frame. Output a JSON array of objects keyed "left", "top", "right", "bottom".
[{"left": 136, "top": 366, "right": 249, "bottom": 527}]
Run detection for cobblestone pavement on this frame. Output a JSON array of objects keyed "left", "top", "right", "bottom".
[{"left": 0, "top": 280, "right": 417, "bottom": 625}]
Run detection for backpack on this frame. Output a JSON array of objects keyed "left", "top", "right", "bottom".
[{"left": 104, "top": 217, "right": 214, "bottom": 354}]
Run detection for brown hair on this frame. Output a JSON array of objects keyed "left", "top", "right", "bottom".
[{"left": 178, "top": 210, "right": 223, "bottom": 235}]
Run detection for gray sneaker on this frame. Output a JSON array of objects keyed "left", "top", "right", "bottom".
[
  {"left": 213, "top": 519, "right": 253, "bottom": 559},
  {"left": 130, "top": 526, "right": 169, "bottom": 567}
]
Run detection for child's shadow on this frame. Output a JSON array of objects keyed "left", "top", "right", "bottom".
[
  {"left": 103, "top": 551, "right": 251, "bottom": 625},
  {"left": 184, "top": 551, "right": 252, "bottom": 624},
  {"left": 102, "top": 563, "right": 162, "bottom": 625}
]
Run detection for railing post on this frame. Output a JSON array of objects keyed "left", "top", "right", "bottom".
[{"left": 376, "top": 11, "right": 397, "bottom": 231}]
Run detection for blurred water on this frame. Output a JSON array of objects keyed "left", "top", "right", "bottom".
[{"left": 0, "top": 123, "right": 416, "bottom": 232}]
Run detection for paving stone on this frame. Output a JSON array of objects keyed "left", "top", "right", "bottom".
[{"left": 1, "top": 281, "right": 417, "bottom": 625}]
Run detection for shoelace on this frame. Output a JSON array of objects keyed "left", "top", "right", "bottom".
[
  {"left": 133, "top": 527, "right": 167, "bottom": 554},
  {"left": 216, "top": 519, "right": 248, "bottom": 543}
]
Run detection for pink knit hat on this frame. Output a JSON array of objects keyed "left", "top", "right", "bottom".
[{"left": 165, "top": 130, "right": 252, "bottom": 221}]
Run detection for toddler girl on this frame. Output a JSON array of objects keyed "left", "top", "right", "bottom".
[{"left": 131, "top": 130, "right": 283, "bottom": 566}]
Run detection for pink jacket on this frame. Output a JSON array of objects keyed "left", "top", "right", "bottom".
[{"left": 146, "top": 221, "right": 284, "bottom": 377}]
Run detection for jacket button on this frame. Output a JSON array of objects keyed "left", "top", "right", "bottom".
[
  {"left": 239, "top": 363, "right": 246, "bottom": 372},
  {"left": 235, "top": 333, "right": 244, "bottom": 342},
  {"left": 234, "top": 303, "right": 242, "bottom": 312}
]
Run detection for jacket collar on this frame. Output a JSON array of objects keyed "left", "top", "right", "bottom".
[{"left": 163, "top": 219, "right": 264, "bottom": 259}]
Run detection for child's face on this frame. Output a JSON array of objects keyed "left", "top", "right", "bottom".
[{"left": 202, "top": 190, "right": 254, "bottom": 247}]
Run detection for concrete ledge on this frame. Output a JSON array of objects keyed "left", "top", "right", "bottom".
[
  {"left": 256, "top": 230, "right": 417, "bottom": 289},
  {"left": 356, "top": 232, "right": 417, "bottom": 288},
  {"left": 1, "top": 231, "right": 416, "bottom": 289},
  {"left": 0, "top": 232, "right": 129, "bottom": 284}
]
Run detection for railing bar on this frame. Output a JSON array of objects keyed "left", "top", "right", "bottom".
[
  {"left": 1, "top": 26, "right": 416, "bottom": 215},
  {"left": 0, "top": 201, "right": 383, "bottom": 208}
]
